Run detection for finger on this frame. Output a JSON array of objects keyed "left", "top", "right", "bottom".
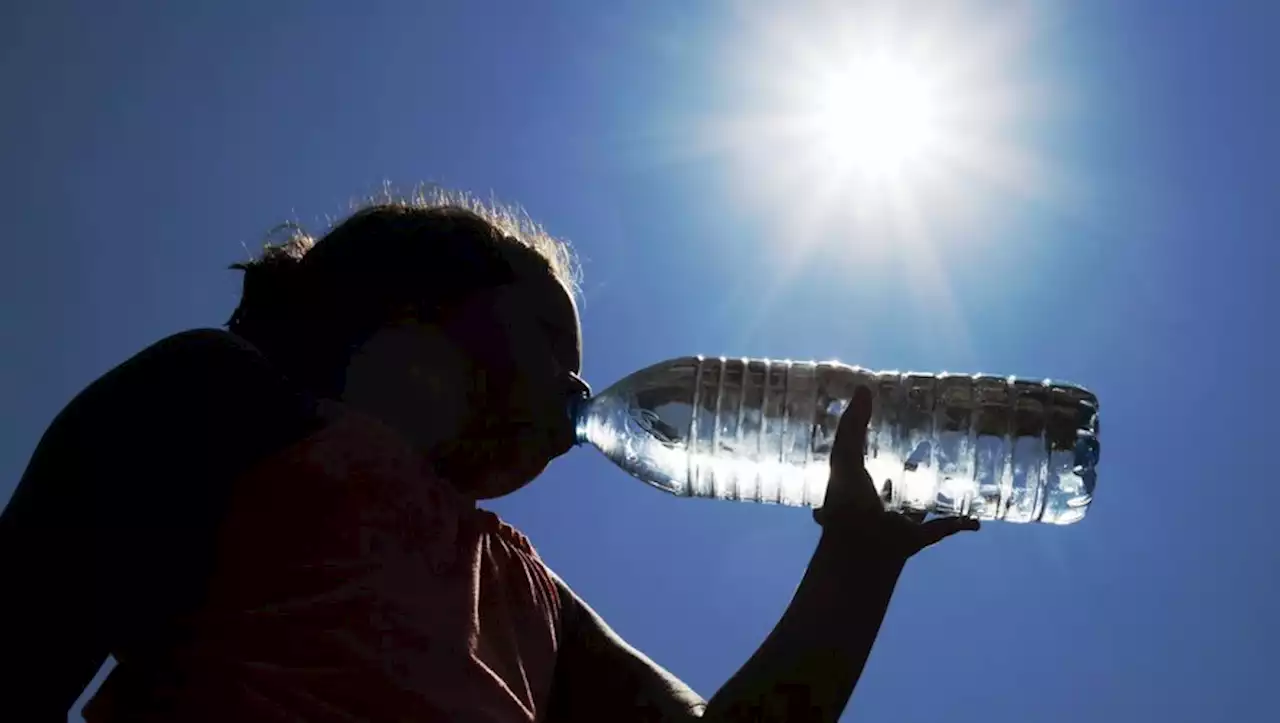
[
  {"left": 917, "top": 517, "right": 981, "bottom": 548},
  {"left": 830, "top": 386, "right": 873, "bottom": 480}
]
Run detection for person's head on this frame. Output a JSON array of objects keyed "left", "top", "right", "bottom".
[{"left": 227, "top": 190, "right": 588, "bottom": 500}]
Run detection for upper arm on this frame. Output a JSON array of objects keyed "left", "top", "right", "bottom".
[
  {"left": 0, "top": 329, "right": 317, "bottom": 719},
  {"left": 545, "top": 569, "right": 706, "bottom": 723}
]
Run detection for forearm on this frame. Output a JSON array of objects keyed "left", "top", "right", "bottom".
[{"left": 702, "top": 521, "right": 908, "bottom": 723}]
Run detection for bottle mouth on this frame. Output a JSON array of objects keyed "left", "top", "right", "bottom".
[{"left": 567, "top": 392, "right": 590, "bottom": 446}]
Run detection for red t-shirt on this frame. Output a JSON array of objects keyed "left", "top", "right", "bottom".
[{"left": 84, "top": 403, "right": 562, "bottom": 722}]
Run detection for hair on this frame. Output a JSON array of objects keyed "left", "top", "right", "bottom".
[{"left": 226, "top": 187, "right": 579, "bottom": 398}]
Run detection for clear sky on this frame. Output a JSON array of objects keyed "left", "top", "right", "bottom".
[{"left": 2, "top": 1, "right": 1277, "bottom": 721}]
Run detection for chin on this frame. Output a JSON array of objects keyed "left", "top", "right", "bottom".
[
  {"left": 473, "top": 460, "right": 547, "bottom": 499},
  {"left": 435, "top": 424, "right": 560, "bottom": 499},
  {"left": 473, "top": 469, "right": 542, "bottom": 500},
  {"left": 443, "top": 443, "right": 552, "bottom": 500}
]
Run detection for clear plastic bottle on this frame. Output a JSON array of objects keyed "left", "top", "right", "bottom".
[{"left": 572, "top": 356, "right": 1101, "bottom": 525}]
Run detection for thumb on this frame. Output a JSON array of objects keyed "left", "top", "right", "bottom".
[{"left": 830, "top": 385, "right": 873, "bottom": 482}]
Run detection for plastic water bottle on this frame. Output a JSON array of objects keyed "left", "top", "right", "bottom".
[{"left": 572, "top": 356, "right": 1101, "bottom": 525}]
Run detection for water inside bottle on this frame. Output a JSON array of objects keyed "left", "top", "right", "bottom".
[{"left": 575, "top": 357, "right": 1100, "bottom": 524}]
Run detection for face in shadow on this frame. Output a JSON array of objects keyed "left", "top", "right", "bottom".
[{"left": 342, "top": 263, "right": 587, "bottom": 500}]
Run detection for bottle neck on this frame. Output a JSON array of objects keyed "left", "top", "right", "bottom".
[{"left": 567, "top": 393, "right": 591, "bottom": 446}]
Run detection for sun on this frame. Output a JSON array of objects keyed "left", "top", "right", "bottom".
[
  {"left": 805, "top": 57, "right": 941, "bottom": 176},
  {"left": 697, "top": 0, "right": 1050, "bottom": 261}
]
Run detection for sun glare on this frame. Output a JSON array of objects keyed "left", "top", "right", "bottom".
[
  {"left": 698, "top": 1, "right": 1053, "bottom": 264},
  {"left": 807, "top": 57, "right": 941, "bottom": 174}
]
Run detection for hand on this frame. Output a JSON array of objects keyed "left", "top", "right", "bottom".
[{"left": 814, "top": 386, "right": 980, "bottom": 558}]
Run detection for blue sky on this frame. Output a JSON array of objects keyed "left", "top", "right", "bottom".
[{"left": 2, "top": 1, "right": 1277, "bottom": 721}]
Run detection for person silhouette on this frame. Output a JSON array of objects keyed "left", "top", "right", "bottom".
[{"left": 2, "top": 194, "right": 977, "bottom": 722}]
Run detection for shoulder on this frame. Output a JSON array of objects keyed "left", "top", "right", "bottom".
[
  {"left": 49, "top": 328, "right": 319, "bottom": 473},
  {"left": 97, "top": 327, "right": 307, "bottom": 409},
  {"left": 57, "top": 328, "right": 273, "bottom": 412},
  {"left": 109, "top": 328, "right": 282, "bottom": 388},
  {"left": 1, "top": 329, "right": 322, "bottom": 707}
]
